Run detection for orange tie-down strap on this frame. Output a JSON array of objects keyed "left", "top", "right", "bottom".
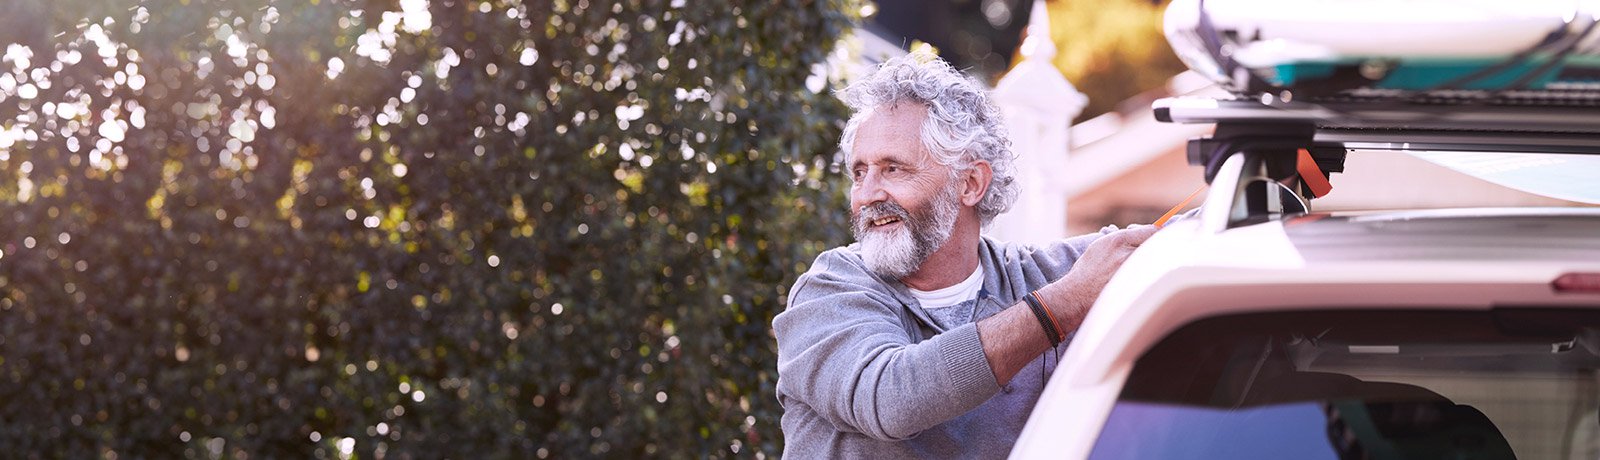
[
  {"left": 1155, "top": 185, "right": 1206, "bottom": 228},
  {"left": 1297, "top": 148, "right": 1333, "bottom": 198}
]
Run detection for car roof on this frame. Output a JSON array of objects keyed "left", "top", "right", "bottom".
[{"left": 1239, "top": 207, "right": 1600, "bottom": 263}]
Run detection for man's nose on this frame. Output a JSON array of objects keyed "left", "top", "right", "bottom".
[{"left": 852, "top": 172, "right": 889, "bottom": 207}]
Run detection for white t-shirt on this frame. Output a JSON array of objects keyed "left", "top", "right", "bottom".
[{"left": 909, "top": 266, "right": 983, "bottom": 329}]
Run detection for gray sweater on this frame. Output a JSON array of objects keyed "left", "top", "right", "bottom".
[{"left": 774, "top": 233, "right": 1107, "bottom": 459}]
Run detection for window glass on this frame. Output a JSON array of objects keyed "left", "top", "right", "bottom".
[{"left": 1088, "top": 309, "right": 1600, "bottom": 460}]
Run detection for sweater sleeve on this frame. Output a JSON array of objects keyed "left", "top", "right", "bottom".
[{"left": 774, "top": 250, "right": 1001, "bottom": 441}]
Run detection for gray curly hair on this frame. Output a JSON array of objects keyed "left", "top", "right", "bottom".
[{"left": 838, "top": 54, "right": 1018, "bottom": 227}]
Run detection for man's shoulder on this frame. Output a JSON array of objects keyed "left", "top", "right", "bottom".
[
  {"left": 981, "top": 235, "right": 1080, "bottom": 260},
  {"left": 781, "top": 244, "right": 906, "bottom": 323},
  {"left": 788, "top": 243, "right": 897, "bottom": 300},
  {"left": 804, "top": 243, "right": 867, "bottom": 276}
]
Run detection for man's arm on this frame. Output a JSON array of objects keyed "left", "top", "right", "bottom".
[
  {"left": 976, "top": 225, "right": 1158, "bottom": 385},
  {"left": 775, "top": 253, "right": 1002, "bottom": 441}
]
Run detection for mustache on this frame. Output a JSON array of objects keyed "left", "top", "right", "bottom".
[{"left": 853, "top": 201, "right": 910, "bottom": 230}]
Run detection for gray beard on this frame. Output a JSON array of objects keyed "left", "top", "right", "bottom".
[{"left": 852, "top": 186, "right": 961, "bottom": 280}]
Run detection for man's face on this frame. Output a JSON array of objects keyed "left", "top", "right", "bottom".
[{"left": 847, "top": 104, "right": 961, "bottom": 279}]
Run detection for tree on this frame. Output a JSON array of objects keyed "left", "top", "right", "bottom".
[
  {"left": 1043, "top": 0, "right": 1187, "bottom": 122},
  {"left": 0, "top": 0, "right": 854, "bottom": 457}
]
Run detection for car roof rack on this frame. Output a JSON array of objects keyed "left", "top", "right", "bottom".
[{"left": 1153, "top": 96, "right": 1600, "bottom": 230}]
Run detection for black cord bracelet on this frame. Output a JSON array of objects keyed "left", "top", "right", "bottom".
[{"left": 1023, "top": 292, "right": 1062, "bottom": 347}]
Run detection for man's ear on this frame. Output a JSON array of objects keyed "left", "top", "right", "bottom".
[{"left": 961, "top": 160, "right": 992, "bottom": 207}]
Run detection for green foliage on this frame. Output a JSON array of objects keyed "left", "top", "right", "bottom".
[
  {"left": 1044, "top": 0, "right": 1187, "bottom": 122},
  {"left": 0, "top": 0, "right": 854, "bottom": 457}
]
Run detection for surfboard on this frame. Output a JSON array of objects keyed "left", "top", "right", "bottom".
[{"left": 1165, "top": 0, "right": 1600, "bottom": 100}]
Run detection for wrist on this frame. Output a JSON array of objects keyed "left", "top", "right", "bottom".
[{"left": 1037, "top": 279, "right": 1092, "bottom": 332}]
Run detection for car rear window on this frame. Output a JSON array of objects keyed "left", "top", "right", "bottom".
[{"left": 1088, "top": 309, "right": 1600, "bottom": 460}]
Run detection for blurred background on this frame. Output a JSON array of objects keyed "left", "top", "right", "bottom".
[{"left": 0, "top": 0, "right": 1196, "bottom": 457}]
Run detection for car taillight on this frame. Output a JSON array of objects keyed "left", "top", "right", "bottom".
[{"left": 1553, "top": 273, "right": 1600, "bottom": 293}]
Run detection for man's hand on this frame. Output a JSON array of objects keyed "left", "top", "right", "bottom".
[{"left": 1037, "top": 225, "right": 1160, "bottom": 332}]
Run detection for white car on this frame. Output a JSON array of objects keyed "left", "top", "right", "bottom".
[{"left": 1009, "top": 94, "right": 1600, "bottom": 459}]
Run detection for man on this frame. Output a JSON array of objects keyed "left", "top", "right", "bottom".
[{"left": 773, "top": 55, "right": 1159, "bottom": 458}]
